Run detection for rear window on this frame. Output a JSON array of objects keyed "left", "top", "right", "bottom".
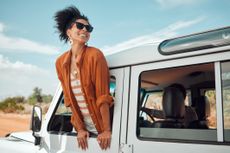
[{"left": 158, "top": 26, "right": 230, "bottom": 55}]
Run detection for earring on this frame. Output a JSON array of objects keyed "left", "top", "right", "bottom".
[{"left": 69, "top": 37, "right": 73, "bottom": 45}]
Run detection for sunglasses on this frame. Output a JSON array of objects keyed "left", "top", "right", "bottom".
[{"left": 75, "top": 22, "right": 93, "bottom": 33}]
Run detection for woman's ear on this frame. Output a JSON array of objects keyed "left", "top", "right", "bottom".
[{"left": 66, "top": 29, "right": 71, "bottom": 38}]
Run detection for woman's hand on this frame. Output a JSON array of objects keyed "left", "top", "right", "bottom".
[
  {"left": 97, "top": 131, "right": 111, "bottom": 150},
  {"left": 77, "top": 130, "right": 89, "bottom": 150}
]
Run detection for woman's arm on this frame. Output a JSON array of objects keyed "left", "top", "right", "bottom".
[
  {"left": 92, "top": 50, "right": 113, "bottom": 150},
  {"left": 97, "top": 102, "right": 112, "bottom": 150},
  {"left": 99, "top": 103, "right": 111, "bottom": 131}
]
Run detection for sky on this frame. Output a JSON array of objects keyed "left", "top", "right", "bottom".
[{"left": 0, "top": 0, "right": 229, "bottom": 100}]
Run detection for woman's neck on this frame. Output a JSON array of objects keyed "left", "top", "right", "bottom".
[{"left": 71, "top": 43, "right": 85, "bottom": 57}]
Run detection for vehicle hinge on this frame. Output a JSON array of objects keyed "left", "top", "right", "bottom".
[{"left": 119, "top": 143, "right": 133, "bottom": 153}]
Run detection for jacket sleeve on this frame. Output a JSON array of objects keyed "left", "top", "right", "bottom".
[
  {"left": 55, "top": 59, "right": 71, "bottom": 107},
  {"left": 93, "top": 50, "right": 114, "bottom": 108}
]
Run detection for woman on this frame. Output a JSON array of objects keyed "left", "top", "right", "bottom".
[{"left": 54, "top": 6, "right": 113, "bottom": 150}]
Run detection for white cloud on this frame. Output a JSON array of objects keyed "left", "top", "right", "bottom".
[
  {"left": 0, "top": 54, "right": 58, "bottom": 100},
  {"left": 155, "top": 0, "right": 199, "bottom": 9},
  {"left": 0, "top": 23, "right": 4, "bottom": 32},
  {"left": 0, "top": 54, "right": 48, "bottom": 75},
  {"left": 102, "top": 17, "right": 204, "bottom": 55},
  {"left": 0, "top": 22, "right": 59, "bottom": 55},
  {"left": 158, "top": 16, "right": 205, "bottom": 32}
]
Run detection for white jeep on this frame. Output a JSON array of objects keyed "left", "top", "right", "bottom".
[{"left": 1, "top": 26, "right": 230, "bottom": 153}]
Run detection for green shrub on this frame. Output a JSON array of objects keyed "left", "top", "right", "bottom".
[
  {"left": 0, "top": 98, "right": 25, "bottom": 113},
  {"left": 27, "top": 96, "right": 37, "bottom": 105},
  {"left": 42, "top": 94, "right": 53, "bottom": 103}
]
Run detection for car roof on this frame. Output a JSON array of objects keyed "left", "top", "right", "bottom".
[
  {"left": 106, "top": 42, "right": 230, "bottom": 68},
  {"left": 106, "top": 26, "right": 230, "bottom": 68}
]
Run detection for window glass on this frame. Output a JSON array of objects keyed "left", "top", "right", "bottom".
[
  {"left": 109, "top": 76, "right": 116, "bottom": 127},
  {"left": 55, "top": 97, "right": 72, "bottom": 115},
  {"left": 110, "top": 76, "right": 116, "bottom": 98},
  {"left": 221, "top": 61, "right": 230, "bottom": 141},
  {"left": 158, "top": 27, "right": 230, "bottom": 55},
  {"left": 145, "top": 92, "right": 163, "bottom": 111},
  {"left": 204, "top": 90, "right": 216, "bottom": 129},
  {"left": 137, "top": 63, "right": 217, "bottom": 141},
  {"left": 48, "top": 96, "right": 73, "bottom": 133}
]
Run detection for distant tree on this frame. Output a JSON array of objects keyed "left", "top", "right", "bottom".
[
  {"left": 28, "top": 96, "right": 37, "bottom": 105},
  {"left": 42, "top": 94, "right": 53, "bottom": 103},
  {"left": 28, "top": 87, "right": 43, "bottom": 105},
  {"left": 33, "top": 87, "right": 43, "bottom": 103}
]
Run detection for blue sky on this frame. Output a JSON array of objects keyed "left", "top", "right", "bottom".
[{"left": 0, "top": 0, "right": 229, "bottom": 100}]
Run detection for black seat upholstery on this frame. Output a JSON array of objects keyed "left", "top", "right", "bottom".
[
  {"left": 152, "top": 86, "right": 185, "bottom": 128},
  {"left": 188, "top": 96, "right": 210, "bottom": 129},
  {"left": 184, "top": 106, "right": 198, "bottom": 127},
  {"left": 196, "top": 96, "right": 210, "bottom": 120}
]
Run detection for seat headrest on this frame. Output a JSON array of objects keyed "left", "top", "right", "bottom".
[{"left": 162, "top": 86, "right": 185, "bottom": 119}]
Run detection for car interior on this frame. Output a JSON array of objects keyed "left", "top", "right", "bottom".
[{"left": 138, "top": 62, "right": 216, "bottom": 130}]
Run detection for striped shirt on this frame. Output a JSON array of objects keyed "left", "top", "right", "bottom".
[{"left": 70, "top": 72, "right": 97, "bottom": 134}]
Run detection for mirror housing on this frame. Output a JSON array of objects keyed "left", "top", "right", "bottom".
[{"left": 30, "top": 105, "right": 42, "bottom": 145}]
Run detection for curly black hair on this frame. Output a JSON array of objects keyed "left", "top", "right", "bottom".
[{"left": 54, "top": 6, "right": 90, "bottom": 43}]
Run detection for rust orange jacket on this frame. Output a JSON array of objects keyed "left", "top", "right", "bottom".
[{"left": 55, "top": 46, "right": 114, "bottom": 133}]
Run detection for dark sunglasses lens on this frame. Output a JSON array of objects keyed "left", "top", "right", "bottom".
[
  {"left": 86, "top": 25, "right": 93, "bottom": 32},
  {"left": 76, "top": 23, "right": 84, "bottom": 30},
  {"left": 76, "top": 22, "right": 93, "bottom": 32}
]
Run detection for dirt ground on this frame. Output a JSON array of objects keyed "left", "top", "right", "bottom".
[{"left": 0, "top": 113, "right": 31, "bottom": 137}]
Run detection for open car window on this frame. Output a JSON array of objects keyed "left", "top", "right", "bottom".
[{"left": 137, "top": 63, "right": 217, "bottom": 141}]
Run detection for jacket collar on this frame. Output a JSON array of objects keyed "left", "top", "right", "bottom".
[
  {"left": 62, "top": 50, "right": 71, "bottom": 68},
  {"left": 62, "top": 45, "right": 87, "bottom": 69}
]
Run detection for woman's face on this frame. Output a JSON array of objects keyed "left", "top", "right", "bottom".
[{"left": 67, "top": 19, "right": 91, "bottom": 45}]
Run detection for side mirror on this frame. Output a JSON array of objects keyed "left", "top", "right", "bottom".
[{"left": 30, "top": 105, "right": 42, "bottom": 145}]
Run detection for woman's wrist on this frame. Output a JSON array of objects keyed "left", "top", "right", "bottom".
[
  {"left": 103, "top": 129, "right": 111, "bottom": 132},
  {"left": 78, "top": 129, "right": 86, "bottom": 133}
]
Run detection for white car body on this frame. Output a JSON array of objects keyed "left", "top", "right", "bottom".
[{"left": 1, "top": 27, "right": 230, "bottom": 153}]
